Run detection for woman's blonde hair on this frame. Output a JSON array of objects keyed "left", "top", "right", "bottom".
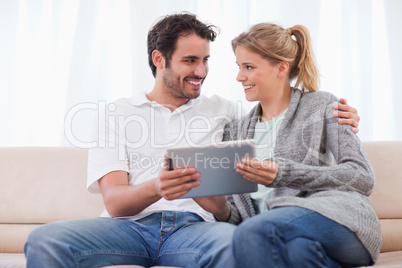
[{"left": 232, "top": 23, "right": 319, "bottom": 92}]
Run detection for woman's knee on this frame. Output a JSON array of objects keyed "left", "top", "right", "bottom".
[
  {"left": 233, "top": 215, "right": 278, "bottom": 251},
  {"left": 286, "top": 237, "right": 341, "bottom": 268},
  {"left": 233, "top": 217, "right": 256, "bottom": 244}
]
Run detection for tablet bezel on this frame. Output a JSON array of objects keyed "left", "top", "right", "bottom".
[{"left": 166, "top": 139, "right": 258, "bottom": 198}]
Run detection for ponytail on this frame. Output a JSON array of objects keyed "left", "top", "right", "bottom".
[{"left": 287, "top": 25, "right": 319, "bottom": 92}]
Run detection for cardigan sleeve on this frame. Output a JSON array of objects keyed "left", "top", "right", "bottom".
[
  {"left": 223, "top": 120, "right": 257, "bottom": 224},
  {"left": 222, "top": 122, "right": 233, "bottom": 142},
  {"left": 270, "top": 94, "right": 375, "bottom": 196}
]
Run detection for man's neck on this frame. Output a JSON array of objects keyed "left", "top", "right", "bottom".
[{"left": 146, "top": 87, "right": 190, "bottom": 112}]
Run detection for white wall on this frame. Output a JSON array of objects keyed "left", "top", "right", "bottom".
[{"left": 1, "top": 0, "right": 401, "bottom": 146}]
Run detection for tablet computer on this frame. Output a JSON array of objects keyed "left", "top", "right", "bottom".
[{"left": 166, "top": 139, "right": 257, "bottom": 198}]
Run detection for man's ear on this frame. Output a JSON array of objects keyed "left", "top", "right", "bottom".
[
  {"left": 152, "top": 50, "right": 165, "bottom": 70},
  {"left": 277, "top": 61, "right": 289, "bottom": 78}
]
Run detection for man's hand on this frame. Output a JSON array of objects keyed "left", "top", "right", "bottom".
[
  {"left": 332, "top": 98, "right": 360, "bottom": 133},
  {"left": 156, "top": 156, "right": 201, "bottom": 200},
  {"left": 193, "top": 196, "right": 231, "bottom": 222},
  {"left": 236, "top": 158, "right": 278, "bottom": 186}
]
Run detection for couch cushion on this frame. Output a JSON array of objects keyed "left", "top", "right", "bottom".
[
  {"left": 365, "top": 141, "right": 402, "bottom": 219},
  {"left": 372, "top": 251, "right": 402, "bottom": 267},
  {"left": 0, "top": 253, "right": 26, "bottom": 268},
  {"left": 0, "top": 224, "right": 40, "bottom": 253},
  {"left": 364, "top": 141, "right": 402, "bottom": 254},
  {"left": 378, "top": 219, "right": 402, "bottom": 253},
  {"left": 0, "top": 147, "right": 104, "bottom": 224}
]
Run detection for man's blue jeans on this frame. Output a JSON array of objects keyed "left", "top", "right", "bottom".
[
  {"left": 233, "top": 206, "right": 373, "bottom": 268},
  {"left": 25, "top": 211, "right": 236, "bottom": 268}
]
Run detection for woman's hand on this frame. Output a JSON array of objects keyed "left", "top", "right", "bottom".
[
  {"left": 236, "top": 158, "right": 278, "bottom": 186},
  {"left": 333, "top": 98, "right": 360, "bottom": 133}
]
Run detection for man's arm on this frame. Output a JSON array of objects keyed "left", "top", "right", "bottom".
[
  {"left": 98, "top": 171, "right": 160, "bottom": 218},
  {"left": 98, "top": 159, "right": 201, "bottom": 218},
  {"left": 333, "top": 98, "right": 360, "bottom": 133},
  {"left": 193, "top": 195, "right": 232, "bottom": 222}
]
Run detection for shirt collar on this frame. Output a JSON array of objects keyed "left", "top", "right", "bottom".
[
  {"left": 129, "top": 91, "right": 197, "bottom": 109},
  {"left": 129, "top": 92, "right": 151, "bottom": 106}
]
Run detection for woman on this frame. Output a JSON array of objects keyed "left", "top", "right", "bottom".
[{"left": 224, "top": 23, "right": 382, "bottom": 267}]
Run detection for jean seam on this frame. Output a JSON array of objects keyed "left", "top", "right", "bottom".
[
  {"left": 156, "top": 212, "right": 176, "bottom": 263},
  {"left": 158, "top": 248, "right": 203, "bottom": 256},
  {"left": 74, "top": 250, "right": 151, "bottom": 266},
  {"left": 268, "top": 223, "right": 283, "bottom": 267},
  {"left": 314, "top": 241, "right": 326, "bottom": 265},
  {"left": 74, "top": 249, "right": 149, "bottom": 258}
]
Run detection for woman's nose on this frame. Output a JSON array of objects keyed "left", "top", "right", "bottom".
[{"left": 236, "top": 71, "right": 245, "bottom": 82}]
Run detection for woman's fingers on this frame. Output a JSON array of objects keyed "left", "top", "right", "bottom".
[{"left": 236, "top": 158, "right": 278, "bottom": 186}]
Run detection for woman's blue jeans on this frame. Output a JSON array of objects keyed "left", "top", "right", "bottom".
[
  {"left": 25, "top": 211, "right": 236, "bottom": 268},
  {"left": 233, "top": 206, "right": 372, "bottom": 268}
]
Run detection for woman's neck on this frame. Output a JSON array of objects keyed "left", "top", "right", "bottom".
[{"left": 259, "top": 85, "right": 292, "bottom": 122}]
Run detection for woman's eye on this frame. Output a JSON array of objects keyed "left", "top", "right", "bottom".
[{"left": 246, "top": 66, "right": 253, "bottom": 70}]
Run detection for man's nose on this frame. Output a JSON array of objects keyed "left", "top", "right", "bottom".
[{"left": 194, "top": 62, "right": 207, "bottom": 77}]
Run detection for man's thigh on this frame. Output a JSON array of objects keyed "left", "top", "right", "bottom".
[
  {"left": 158, "top": 221, "right": 236, "bottom": 268},
  {"left": 26, "top": 217, "right": 160, "bottom": 267}
]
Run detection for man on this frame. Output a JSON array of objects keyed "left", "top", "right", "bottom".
[{"left": 25, "top": 12, "right": 360, "bottom": 268}]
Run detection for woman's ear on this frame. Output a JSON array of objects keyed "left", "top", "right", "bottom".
[
  {"left": 277, "top": 61, "right": 289, "bottom": 78},
  {"left": 152, "top": 50, "right": 165, "bottom": 71}
]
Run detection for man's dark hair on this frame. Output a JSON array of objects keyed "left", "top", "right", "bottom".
[{"left": 147, "top": 12, "right": 219, "bottom": 77}]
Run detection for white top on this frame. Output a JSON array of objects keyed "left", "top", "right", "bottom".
[{"left": 87, "top": 92, "right": 243, "bottom": 221}]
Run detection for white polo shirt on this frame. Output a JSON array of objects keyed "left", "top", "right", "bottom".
[{"left": 87, "top": 92, "right": 244, "bottom": 221}]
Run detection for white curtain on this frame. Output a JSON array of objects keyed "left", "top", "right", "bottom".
[{"left": 1, "top": 0, "right": 401, "bottom": 147}]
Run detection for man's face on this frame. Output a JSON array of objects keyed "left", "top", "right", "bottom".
[{"left": 162, "top": 34, "right": 210, "bottom": 100}]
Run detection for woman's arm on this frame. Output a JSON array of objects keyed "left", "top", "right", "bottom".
[
  {"left": 236, "top": 94, "right": 374, "bottom": 196},
  {"left": 271, "top": 95, "right": 374, "bottom": 196}
]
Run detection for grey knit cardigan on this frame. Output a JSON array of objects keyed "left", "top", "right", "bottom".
[{"left": 224, "top": 88, "right": 382, "bottom": 262}]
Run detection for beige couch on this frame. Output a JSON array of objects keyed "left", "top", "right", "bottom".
[{"left": 0, "top": 142, "right": 402, "bottom": 267}]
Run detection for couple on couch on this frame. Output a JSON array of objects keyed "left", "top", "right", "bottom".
[{"left": 24, "top": 12, "right": 381, "bottom": 268}]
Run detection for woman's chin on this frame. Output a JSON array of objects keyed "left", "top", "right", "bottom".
[{"left": 245, "top": 95, "right": 257, "bottom": 102}]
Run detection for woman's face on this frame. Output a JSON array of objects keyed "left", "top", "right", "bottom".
[{"left": 235, "top": 46, "right": 280, "bottom": 102}]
